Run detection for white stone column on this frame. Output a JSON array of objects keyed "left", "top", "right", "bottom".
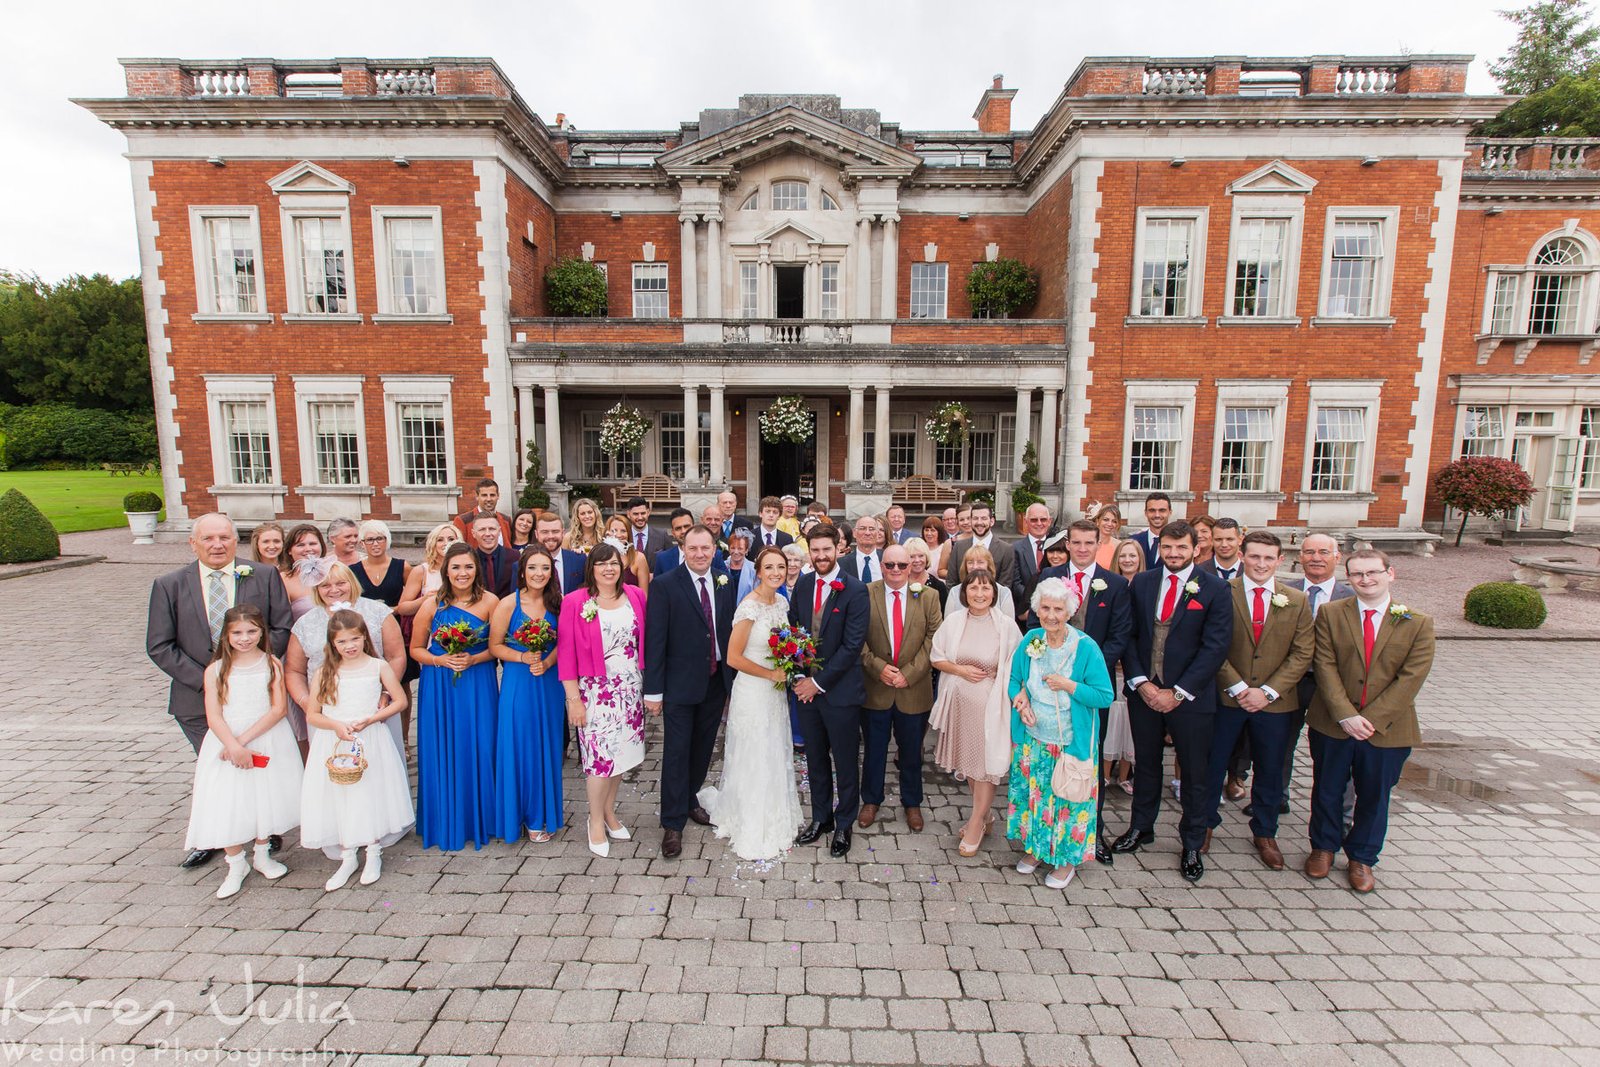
[
  {"left": 847, "top": 386, "right": 866, "bottom": 481},
  {"left": 682, "top": 385, "right": 700, "bottom": 481},
  {"left": 679, "top": 215, "right": 699, "bottom": 319},
  {"left": 856, "top": 216, "right": 875, "bottom": 317},
  {"left": 705, "top": 215, "right": 723, "bottom": 317},
  {"left": 517, "top": 385, "right": 535, "bottom": 479},
  {"left": 757, "top": 248, "right": 772, "bottom": 320},
  {"left": 1038, "top": 388, "right": 1059, "bottom": 485},
  {"left": 1013, "top": 387, "right": 1033, "bottom": 482},
  {"left": 879, "top": 214, "right": 899, "bottom": 320},
  {"left": 873, "top": 387, "right": 892, "bottom": 482},
  {"left": 542, "top": 384, "right": 563, "bottom": 478},
  {"left": 709, "top": 385, "right": 727, "bottom": 485}
]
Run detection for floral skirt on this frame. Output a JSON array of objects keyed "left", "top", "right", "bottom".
[
  {"left": 1006, "top": 736, "right": 1097, "bottom": 868},
  {"left": 576, "top": 666, "right": 645, "bottom": 778}
]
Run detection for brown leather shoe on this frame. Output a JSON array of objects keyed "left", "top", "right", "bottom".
[
  {"left": 661, "top": 829, "right": 682, "bottom": 859},
  {"left": 905, "top": 807, "right": 924, "bottom": 832},
  {"left": 1200, "top": 828, "right": 1212, "bottom": 854},
  {"left": 1304, "top": 848, "right": 1334, "bottom": 879},
  {"left": 1347, "top": 861, "right": 1376, "bottom": 893},
  {"left": 1253, "top": 836, "right": 1285, "bottom": 870},
  {"left": 858, "top": 804, "right": 879, "bottom": 829},
  {"left": 1225, "top": 776, "right": 1247, "bottom": 801}
]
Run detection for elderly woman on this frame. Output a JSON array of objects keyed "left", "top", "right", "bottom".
[
  {"left": 353, "top": 519, "right": 412, "bottom": 609},
  {"left": 780, "top": 541, "right": 808, "bottom": 599},
  {"left": 904, "top": 536, "right": 948, "bottom": 602},
  {"left": 1086, "top": 503, "right": 1125, "bottom": 571},
  {"left": 776, "top": 495, "right": 803, "bottom": 542},
  {"left": 326, "top": 518, "right": 363, "bottom": 568},
  {"left": 931, "top": 572, "right": 1022, "bottom": 856},
  {"left": 1006, "top": 577, "right": 1115, "bottom": 890},
  {"left": 285, "top": 558, "right": 408, "bottom": 757},
  {"left": 944, "top": 544, "right": 1016, "bottom": 620}
]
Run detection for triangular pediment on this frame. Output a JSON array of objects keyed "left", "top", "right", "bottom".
[
  {"left": 659, "top": 105, "right": 921, "bottom": 178},
  {"left": 752, "top": 219, "right": 828, "bottom": 244},
  {"left": 1227, "top": 160, "right": 1317, "bottom": 196},
  {"left": 268, "top": 160, "right": 355, "bottom": 195}
]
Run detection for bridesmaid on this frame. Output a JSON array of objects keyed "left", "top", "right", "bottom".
[
  {"left": 395, "top": 523, "right": 462, "bottom": 730},
  {"left": 557, "top": 544, "right": 647, "bottom": 859},
  {"left": 411, "top": 542, "right": 500, "bottom": 851},
  {"left": 489, "top": 545, "right": 566, "bottom": 843}
]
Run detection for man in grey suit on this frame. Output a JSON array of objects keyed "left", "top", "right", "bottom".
[
  {"left": 1279, "top": 533, "right": 1355, "bottom": 812},
  {"left": 146, "top": 513, "right": 291, "bottom": 868},
  {"left": 1010, "top": 501, "right": 1054, "bottom": 623},
  {"left": 625, "top": 497, "right": 671, "bottom": 559},
  {"left": 944, "top": 502, "right": 1018, "bottom": 593}
]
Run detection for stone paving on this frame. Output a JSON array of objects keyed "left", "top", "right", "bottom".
[{"left": 2, "top": 551, "right": 1599, "bottom": 1066}]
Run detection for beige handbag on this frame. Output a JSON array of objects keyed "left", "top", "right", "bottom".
[{"left": 1048, "top": 684, "right": 1098, "bottom": 804}]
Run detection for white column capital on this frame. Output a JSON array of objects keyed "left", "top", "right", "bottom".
[{"left": 678, "top": 213, "right": 701, "bottom": 225}]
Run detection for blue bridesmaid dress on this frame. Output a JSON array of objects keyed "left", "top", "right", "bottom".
[
  {"left": 416, "top": 603, "right": 498, "bottom": 850},
  {"left": 492, "top": 592, "right": 566, "bottom": 840}
]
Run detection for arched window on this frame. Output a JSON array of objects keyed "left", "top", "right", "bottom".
[
  {"left": 820, "top": 191, "right": 839, "bottom": 211},
  {"left": 771, "top": 181, "right": 808, "bottom": 211},
  {"left": 1529, "top": 236, "right": 1585, "bottom": 334},
  {"left": 740, "top": 191, "right": 758, "bottom": 211}
]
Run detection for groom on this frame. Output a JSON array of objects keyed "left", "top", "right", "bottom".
[
  {"left": 788, "top": 523, "right": 869, "bottom": 857},
  {"left": 643, "top": 524, "right": 737, "bottom": 859}
]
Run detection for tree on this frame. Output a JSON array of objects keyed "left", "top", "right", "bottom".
[
  {"left": 1010, "top": 440, "right": 1043, "bottom": 522},
  {"left": 966, "top": 258, "right": 1039, "bottom": 318},
  {"left": 1490, "top": 0, "right": 1600, "bottom": 95},
  {"left": 0, "top": 274, "right": 151, "bottom": 411},
  {"left": 544, "top": 258, "right": 608, "bottom": 317},
  {"left": 1478, "top": 73, "right": 1600, "bottom": 135},
  {"left": 1431, "top": 457, "right": 1536, "bottom": 546},
  {"left": 518, "top": 441, "right": 552, "bottom": 511}
]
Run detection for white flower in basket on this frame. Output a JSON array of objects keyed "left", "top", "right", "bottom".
[
  {"left": 759, "top": 395, "right": 814, "bottom": 444},
  {"left": 597, "top": 402, "right": 650, "bottom": 457}
]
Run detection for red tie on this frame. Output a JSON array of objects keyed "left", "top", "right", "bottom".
[
  {"left": 891, "top": 589, "right": 904, "bottom": 662},
  {"left": 1073, "top": 571, "right": 1085, "bottom": 598},
  {"left": 1159, "top": 574, "right": 1179, "bottom": 622},
  {"left": 814, "top": 576, "right": 826, "bottom": 617},
  {"left": 1252, "top": 586, "right": 1266, "bottom": 643},
  {"left": 1360, "top": 608, "right": 1377, "bottom": 707}
]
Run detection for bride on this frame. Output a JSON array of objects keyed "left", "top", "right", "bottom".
[{"left": 697, "top": 546, "right": 803, "bottom": 860}]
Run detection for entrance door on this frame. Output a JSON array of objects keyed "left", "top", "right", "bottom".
[
  {"left": 758, "top": 408, "right": 817, "bottom": 501},
  {"left": 1512, "top": 435, "right": 1554, "bottom": 531},
  {"left": 774, "top": 266, "right": 805, "bottom": 319},
  {"left": 1545, "top": 436, "right": 1584, "bottom": 531}
]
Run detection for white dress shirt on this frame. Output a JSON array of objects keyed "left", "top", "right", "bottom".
[
  {"left": 1128, "top": 562, "right": 1198, "bottom": 700},
  {"left": 1302, "top": 578, "right": 1335, "bottom": 617},
  {"left": 643, "top": 566, "right": 721, "bottom": 703},
  {"left": 197, "top": 560, "right": 239, "bottom": 610},
  {"left": 1212, "top": 557, "right": 1241, "bottom": 582},
  {"left": 1226, "top": 575, "right": 1280, "bottom": 702}
]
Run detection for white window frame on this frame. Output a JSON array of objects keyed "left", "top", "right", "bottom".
[
  {"left": 293, "top": 376, "right": 370, "bottom": 490},
  {"left": 189, "top": 207, "right": 269, "bottom": 322},
  {"left": 739, "top": 262, "right": 760, "bottom": 319},
  {"left": 910, "top": 262, "right": 948, "bottom": 320},
  {"left": 1222, "top": 208, "right": 1304, "bottom": 323},
  {"left": 204, "top": 375, "right": 283, "bottom": 492},
  {"left": 1301, "top": 380, "right": 1382, "bottom": 497},
  {"left": 1580, "top": 406, "right": 1600, "bottom": 489},
  {"left": 1130, "top": 208, "right": 1208, "bottom": 321},
  {"left": 1209, "top": 380, "right": 1290, "bottom": 497},
  {"left": 279, "top": 206, "right": 358, "bottom": 321},
  {"left": 1480, "top": 228, "right": 1600, "bottom": 337},
  {"left": 1458, "top": 404, "right": 1508, "bottom": 460},
  {"left": 820, "top": 262, "right": 841, "bottom": 319},
  {"left": 371, "top": 206, "right": 451, "bottom": 322},
  {"left": 381, "top": 376, "right": 456, "bottom": 491},
  {"left": 1121, "top": 380, "right": 1198, "bottom": 498},
  {"left": 771, "top": 181, "right": 809, "bottom": 212},
  {"left": 632, "top": 262, "right": 670, "bottom": 318},
  {"left": 1314, "top": 207, "right": 1399, "bottom": 323}
]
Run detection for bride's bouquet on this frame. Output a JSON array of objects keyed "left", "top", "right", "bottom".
[{"left": 767, "top": 624, "right": 821, "bottom": 692}]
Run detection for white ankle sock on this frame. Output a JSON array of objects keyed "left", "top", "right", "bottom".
[
  {"left": 251, "top": 842, "right": 288, "bottom": 880},
  {"left": 325, "top": 849, "right": 359, "bottom": 891},
  {"left": 217, "top": 853, "right": 250, "bottom": 899},
  {"left": 360, "top": 844, "right": 383, "bottom": 885}
]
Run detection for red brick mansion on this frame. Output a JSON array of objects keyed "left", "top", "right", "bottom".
[{"left": 79, "top": 54, "right": 1600, "bottom": 536}]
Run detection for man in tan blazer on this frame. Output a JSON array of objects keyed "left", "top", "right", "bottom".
[
  {"left": 859, "top": 544, "right": 944, "bottom": 831},
  {"left": 1305, "top": 548, "right": 1435, "bottom": 893},
  {"left": 1200, "top": 531, "right": 1314, "bottom": 870}
]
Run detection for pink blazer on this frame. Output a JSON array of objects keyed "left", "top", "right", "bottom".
[{"left": 557, "top": 585, "right": 647, "bottom": 682}]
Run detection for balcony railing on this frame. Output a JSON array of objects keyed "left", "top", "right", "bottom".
[
  {"left": 721, "top": 321, "right": 855, "bottom": 344},
  {"left": 1470, "top": 138, "right": 1600, "bottom": 174},
  {"left": 123, "top": 58, "right": 509, "bottom": 100}
]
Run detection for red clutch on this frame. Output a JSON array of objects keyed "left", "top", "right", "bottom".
[{"left": 251, "top": 752, "right": 270, "bottom": 768}]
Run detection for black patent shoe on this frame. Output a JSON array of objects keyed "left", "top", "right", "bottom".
[
  {"left": 1095, "top": 840, "right": 1114, "bottom": 866},
  {"left": 1110, "top": 829, "right": 1154, "bottom": 854},
  {"left": 181, "top": 848, "right": 219, "bottom": 869},
  {"left": 829, "top": 828, "right": 852, "bottom": 857},
  {"left": 795, "top": 819, "right": 834, "bottom": 846},
  {"left": 1180, "top": 849, "right": 1205, "bottom": 883}
]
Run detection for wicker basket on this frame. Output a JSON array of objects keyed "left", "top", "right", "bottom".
[{"left": 326, "top": 738, "right": 367, "bottom": 785}]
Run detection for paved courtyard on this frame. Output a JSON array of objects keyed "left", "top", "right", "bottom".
[{"left": 2, "top": 551, "right": 1599, "bottom": 1066}]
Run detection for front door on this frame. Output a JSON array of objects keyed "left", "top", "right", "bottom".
[
  {"left": 758, "top": 408, "right": 817, "bottom": 501},
  {"left": 1512, "top": 434, "right": 1554, "bottom": 530},
  {"left": 1544, "top": 436, "right": 1584, "bottom": 532},
  {"left": 774, "top": 265, "right": 805, "bottom": 319}
]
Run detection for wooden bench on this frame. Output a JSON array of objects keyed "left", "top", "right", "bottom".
[
  {"left": 1511, "top": 555, "right": 1600, "bottom": 593},
  {"left": 892, "top": 475, "right": 963, "bottom": 514},
  {"left": 609, "top": 473, "right": 681, "bottom": 512},
  {"left": 102, "top": 462, "right": 150, "bottom": 476}
]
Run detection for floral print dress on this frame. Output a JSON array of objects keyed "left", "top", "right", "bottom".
[{"left": 576, "top": 603, "right": 645, "bottom": 777}]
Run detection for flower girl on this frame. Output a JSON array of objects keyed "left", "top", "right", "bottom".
[
  {"left": 185, "top": 605, "right": 304, "bottom": 900},
  {"left": 300, "top": 610, "right": 415, "bottom": 891}
]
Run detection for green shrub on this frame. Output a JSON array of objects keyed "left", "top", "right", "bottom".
[
  {"left": 0, "top": 488, "right": 60, "bottom": 563},
  {"left": 123, "top": 490, "right": 162, "bottom": 513},
  {"left": 0, "top": 403, "right": 157, "bottom": 467},
  {"left": 1463, "top": 581, "right": 1547, "bottom": 629},
  {"left": 966, "top": 257, "right": 1039, "bottom": 318},
  {"left": 518, "top": 441, "right": 551, "bottom": 511},
  {"left": 544, "top": 258, "right": 608, "bottom": 317}
]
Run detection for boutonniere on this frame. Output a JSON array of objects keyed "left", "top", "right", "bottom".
[
  {"left": 1184, "top": 580, "right": 1200, "bottom": 595},
  {"left": 234, "top": 564, "right": 252, "bottom": 579},
  {"left": 1389, "top": 604, "right": 1412, "bottom": 620},
  {"left": 715, "top": 574, "right": 729, "bottom": 587},
  {"left": 1090, "top": 578, "right": 1107, "bottom": 593},
  {"left": 581, "top": 600, "right": 599, "bottom": 622},
  {"left": 1025, "top": 637, "right": 1046, "bottom": 659},
  {"left": 829, "top": 579, "right": 844, "bottom": 593},
  {"left": 718, "top": 541, "right": 730, "bottom": 554},
  {"left": 1271, "top": 593, "right": 1289, "bottom": 609},
  {"left": 577, "top": 544, "right": 590, "bottom": 555},
  {"left": 909, "top": 582, "right": 924, "bottom": 598}
]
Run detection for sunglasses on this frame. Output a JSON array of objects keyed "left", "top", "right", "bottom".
[{"left": 882, "top": 561, "right": 909, "bottom": 571}]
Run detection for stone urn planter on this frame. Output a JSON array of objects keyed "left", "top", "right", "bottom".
[{"left": 123, "top": 490, "right": 162, "bottom": 545}]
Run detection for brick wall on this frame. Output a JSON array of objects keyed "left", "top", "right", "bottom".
[
  {"left": 895, "top": 214, "right": 1032, "bottom": 319},
  {"left": 1025, "top": 170, "right": 1072, "bottom": 318},
  {"left": 506, "top": 172, "right": 556, "bottom": 318},
  {"left": 555, "top": 214, "right": 683, "bottom": 318}
]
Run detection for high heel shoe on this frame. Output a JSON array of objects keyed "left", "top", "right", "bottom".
[
  {"left": 605, "top": 823, "right": 631, "bottom": 841},
  {"left": 957, "top": 811, "right": 996, "bottom": 857},
  {"left": 587, "top": 819, "right": 610, "bottom": 858}
]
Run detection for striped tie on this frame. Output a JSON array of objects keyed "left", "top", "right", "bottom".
[{"left": 207, "top": 570, "right": 228, "bottom": 646}]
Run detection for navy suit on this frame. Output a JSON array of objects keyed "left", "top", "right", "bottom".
[
  {"left": 553, "top": 548, "right": 588, "bottom": 598},
  {"left": 1283, "top": 577, "right": 1356, "bottom": 798},
  {"left": 1130, "top": 529, "right": 1161, "bottom": 569},
  {"left": 653, "top": 545, "right": 727, "bottom": 576},
  {"left": 1123, "top": 565, "right": 1234, "bottom": 850},
  {"left": 749, "top": 527, "right": 794, "bottom": 551},
  {"left": 474, "top": 544, "right": 521, "bottom": 599},
  {"left": 788, "top": 569, "right": 870, "bottom": 825},
  {"left": 643, "top": 565, "right": 738, "bottom": 831},
  {"left": 837, "top": 549, "right": 882, "bottom": 584}
]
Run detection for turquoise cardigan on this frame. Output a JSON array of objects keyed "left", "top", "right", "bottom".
[{"left": 1006, "top": 628, "right": 1116, "bottom": 760}]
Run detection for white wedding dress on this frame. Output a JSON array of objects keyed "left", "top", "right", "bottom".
[{"left": 697, "top": 594, "right": 804, "bottom": 861}]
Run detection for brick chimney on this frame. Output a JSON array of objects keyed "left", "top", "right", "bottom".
[{"left": 972, "top": 74, "right": 1017, "bottom": 134}]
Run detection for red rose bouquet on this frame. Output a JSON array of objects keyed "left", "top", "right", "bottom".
[
  {"left": 766, "top": 623, "right": 821, "bottom": 691},
  {"left": 432, "top": 619, "right": 485, "bottom": 684},
  {"left": 511, "top": 617, "right": 556, "bottom": 653}
]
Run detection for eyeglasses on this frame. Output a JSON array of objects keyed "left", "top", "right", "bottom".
[
  {"left": 882, "top": 561, "right": 909, "bottom": 571},
  {"left": 1346, "top": 568, "right": 1387, "bottom": 580},
  {"left": 360, "top": 536, "right": 387, "bottom": 545}
]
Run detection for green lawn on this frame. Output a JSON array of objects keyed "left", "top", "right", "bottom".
[{"left": 0, "top": 469, "right": 165, "bottom": 533}]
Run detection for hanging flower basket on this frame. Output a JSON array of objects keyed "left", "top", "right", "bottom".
[
  {"left": 759, "top": 395, "right": 814, "bottom": 444},
  {"left": 925, "top": 401, "right": 972, "bottom": 447},
  {"left": 598, "top": 402, "right": 650, "bottom": 456}
]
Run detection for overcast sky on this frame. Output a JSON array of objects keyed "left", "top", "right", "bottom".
[{"left": 2, "top": 0, "right": 1520, "bottom": 283}]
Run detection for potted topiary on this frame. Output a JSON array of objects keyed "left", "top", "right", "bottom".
[
  {"left": 1010, "top": 441, "right": 1043, "bottom": 531},
  {"left": 123, "top": 490, "right": 163, "bottom": 544}
]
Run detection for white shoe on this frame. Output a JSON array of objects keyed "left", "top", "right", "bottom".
[
  {"left": 1015, "top": 857, "right": 1040, "bottom": 875},
  {"left": 360, "top": 845, "right": 383, "bottom": 885},
  {"left": 605, "top": 823, "right": 631, "bottom": 841},
  {"left": 325, "top": 849, "right": 359, "bottom": 891},
  {"left": 251, "top": 842, "right": 288, "bottom": 880},
  {"left": 1044, "top": 865, "right": 1077, "bottom": 890},
  {"left": 217, "top": 853, "right": 250, "bottom": 899},
  {"left": 587, "top": 819, "right": 610, "bottom": 858}
]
